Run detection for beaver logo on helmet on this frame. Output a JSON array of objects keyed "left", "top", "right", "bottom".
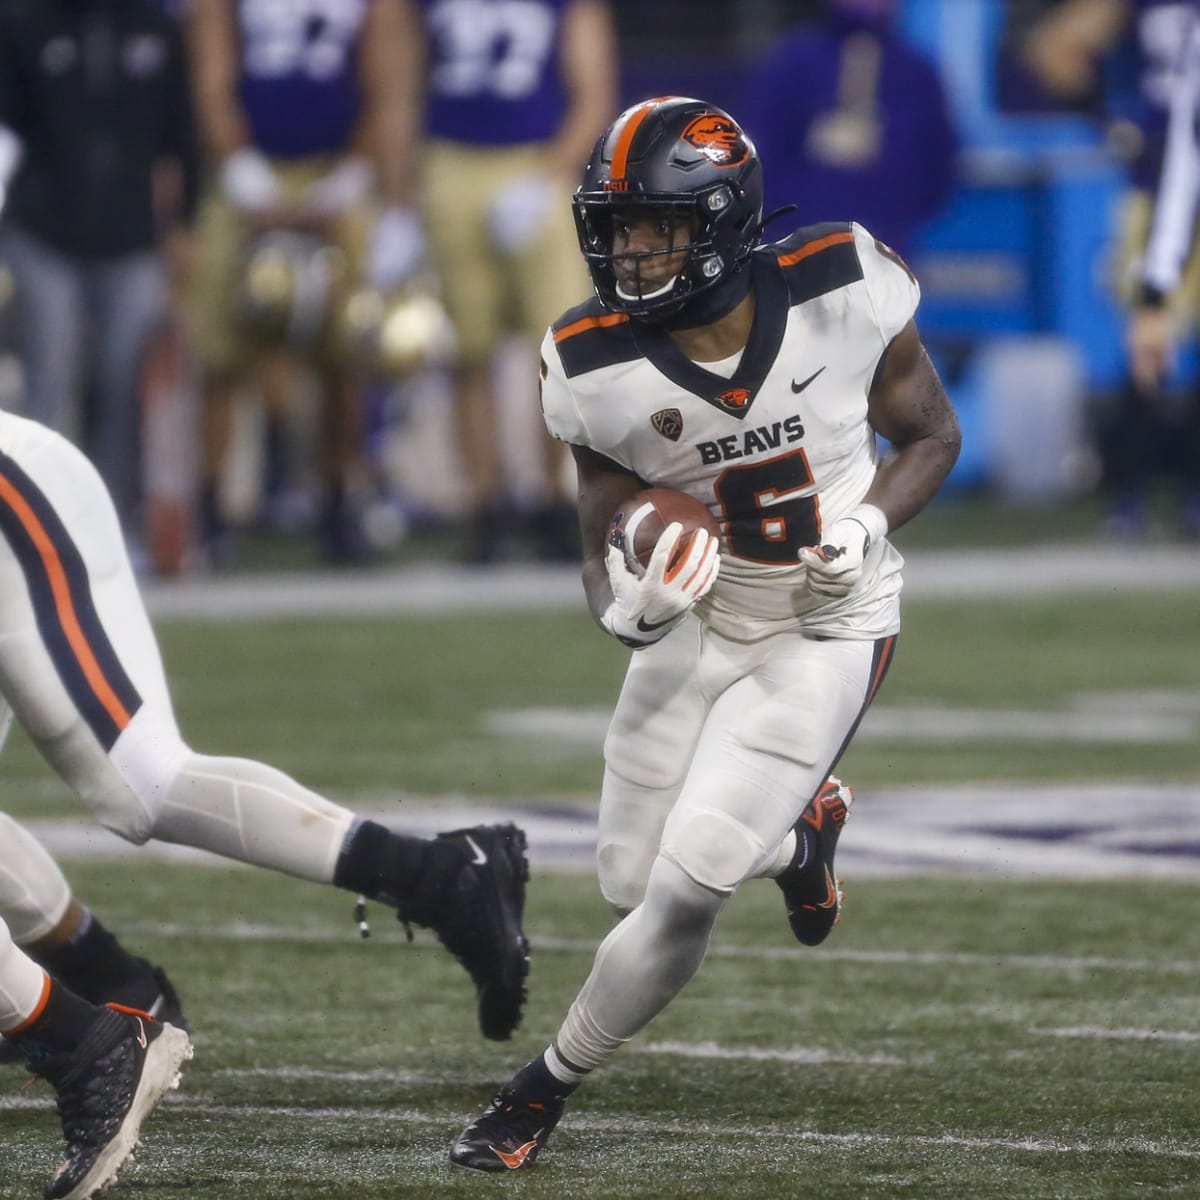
[{"left": 681, "top": 114, "right": 750, "bottom": 168}]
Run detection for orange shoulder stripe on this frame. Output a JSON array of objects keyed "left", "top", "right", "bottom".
[
  {"left": 776, "top": 230, "right": 855, "bottom": 268},
  {"left": 0, "top": 473, "right": 133, "bottom": 734},
  {"left": 553, "top": 311, "right": 630, "bottom": 343}
]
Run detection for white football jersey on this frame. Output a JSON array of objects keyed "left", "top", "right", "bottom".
[{"left": 540, "top": 221, "right": 919, "bottom": 640}]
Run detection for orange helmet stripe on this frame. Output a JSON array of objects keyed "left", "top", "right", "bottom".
[
  {"left": 609, "top": 97, "right": 672, "bottom": 183},
  {"left": 776, "top": 230, "right": 855, "bottom": 268}
]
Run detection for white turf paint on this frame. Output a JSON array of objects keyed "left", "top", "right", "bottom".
[
  {"left": 138, "top": 545, "right": 1200, "bottom": 622},
  {"left": 3, "top": 1094, "right": 1197, "bottom": 1161},
  {"left": 1036, "top": 1025, "right": 1200, "bottom": 1043},
  {"left": 487, "top": 688, "right": 1200, "bottom": 746},
  {"left": 639, "top": 1039, "right": 909, "bottom": 1066},
  {"left": 83, "top": 920, "right": 1200, "bottom": 978},
  {"left": 21, "top": 778, "right": 1200, "bottom": 879}
]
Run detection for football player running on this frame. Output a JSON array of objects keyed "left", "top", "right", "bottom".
[
  {"left": 0, "top": 411, "right": 529, "bottom": 1047},
  {"left": 451, "top": 96, "right": 960, "bottom": 1171}
]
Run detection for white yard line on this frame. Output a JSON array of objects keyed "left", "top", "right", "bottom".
[
  {"left": 21, "top": 779, "right": 1200, "bottom": 879},
  {"left": 139, "top": 545, "right": 1200, "bottom": 622},
  {"left": 1034, "top": 1026, "right": 1200, "bottom": 1043},
  {"left": 4, "top": 1094, "right": 1197, "bottom": 1160},
  {"left": 78, "top": 919, "right": 1200, "bottom": 977}
]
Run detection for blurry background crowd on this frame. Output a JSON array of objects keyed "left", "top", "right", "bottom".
[{"left": 0, "top": 0, "right": 1195, "bottom": 576}]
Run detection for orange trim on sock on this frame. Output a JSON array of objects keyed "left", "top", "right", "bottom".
[{"left": 106, "top": 1001, "right": 156, "bottom": 1021}]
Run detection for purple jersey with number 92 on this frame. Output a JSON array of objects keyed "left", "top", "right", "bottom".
[
  {"left": 237, "top": 0, "right": 367, "bottom": 159},
  {"left": 421, "top": 0, "right": 570, "bottom": 145}
]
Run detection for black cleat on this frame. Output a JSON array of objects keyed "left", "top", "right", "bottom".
[
  {"left": 1, "top": 958, "right": 187, "bottom": 1066},
  {"left": 34, "top": 1006, "right": 192, "bottom": 1200},
  {"left": 423, "top": 824, "right": 530, "bottom": 1041},
  {"left": 775, "top": 777, "right": 853, "bottom": 946},
  {"left": 450, "top": 1062, "right": 567, "bottom": 1172}
]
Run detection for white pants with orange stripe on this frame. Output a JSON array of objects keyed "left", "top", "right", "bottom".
[
  {"left": 0, "top": 412, "right": 354, "bottom": 936},
  {"left": 597, "top": 617, "right": 894, "bottom": 912}
]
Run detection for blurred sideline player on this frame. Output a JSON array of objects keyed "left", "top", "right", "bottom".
[
  {"left": 1118, "top": 0, "right": 1200, "bottom": 535},
  {"left": 413, "top": 0, "right": 617, "bottom": 562},
  {"left": 741, "top": 0, "right": 959, "bottom": 265},
  {"left": 1, "top": 912, "right": 191, "bottom": 1200},
  {"left": 0, "top": 408, "right": 529, "bottom": 1044},
  {"left": 451, "top": 96, "right": 960, "bottom": 1170},
  {"left": 0, "top": 0, "right": 200, "bottom": 558},
  {"left": 187, "top": 0, "right": 426, "bottom": 563}
]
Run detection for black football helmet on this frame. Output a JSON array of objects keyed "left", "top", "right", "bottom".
[{"left": 573, "top": 97, "right": 764, "bottom": 321}]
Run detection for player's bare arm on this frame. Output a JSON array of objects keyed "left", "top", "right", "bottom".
[
  {"left": 359, "top": 0, "right": 424, "bottom": 209},
  {"left": 187, "top": 0, "right": 248, "bottom": 165},
  {"left": 863, "top": 319, "right": 961, "bottom": 534},
  {"left": 547, "top": 0, "right": 619, "bottom": 182},
  {"left": 572, "top": 444, "right": 643, "bottom": 625}
]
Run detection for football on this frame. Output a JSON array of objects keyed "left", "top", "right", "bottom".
[{"left": 608, "top": 487, "right": 721, "bottom": 576}]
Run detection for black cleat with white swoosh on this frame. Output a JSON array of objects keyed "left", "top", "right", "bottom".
[{"left": 416, "top": 824, "right": 530, "bottom": 1041}]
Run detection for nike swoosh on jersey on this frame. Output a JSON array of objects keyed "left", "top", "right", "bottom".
[
  {"left": 492, "top": 1137, "right": 541, "bottom": 1169},
  {"left": 464, "top": 836, "right": 488, "bottom": 866},
  {"left": 791, "top": 366, "right": 826, "bottom": 393}
]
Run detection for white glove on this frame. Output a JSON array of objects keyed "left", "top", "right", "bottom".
[
  {"left": 219, "top": 147, "right": 283, "bottom": 214},
  {"left": 368, "top": 206, "right": 427, "bottom": 291},
  {"left": 487, "top": 172, "right": 555, "bottom": 253},
  {"left": 798, "top": 503, "right": 888, "bottom": 600},
  {"left": 601, "top": 522, "right": 720, "bottom": 648},
  {"left": 0, "top": 124, "right": 22, "bottom": 216},
  {"left": 302, "top": 156, "right": 373, "bottom": 218}
]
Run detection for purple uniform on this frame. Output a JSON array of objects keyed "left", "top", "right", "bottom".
[
  {"left": 421, "top": 0, "right": 570, "bottom": 145},
  {"left": 1126, "top": 0, "right": 1199, "bottom": 190},
  {"left": 739, "top": 11, "right": 958, "bottom": 261},
  {"left": 236, "top": 0, "right": 366, "bottom": 159}
]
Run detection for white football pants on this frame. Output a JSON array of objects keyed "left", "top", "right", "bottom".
[
  {"left": 0, "top": 413, "right": 355, "bottom": 939},
  {"left": 555, "top": 615, "right": 895, "bottom": 1071},
  {"left": 0, "top": 914, "right": 48, "bottom": 1031}
]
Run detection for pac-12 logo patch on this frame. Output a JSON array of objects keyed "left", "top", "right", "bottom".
[
  {"left": 651, "top": 408, "right": 683, "bottom": 441},
  {"left": 681, "top": 114, "right": 751, "bottom": 168}
]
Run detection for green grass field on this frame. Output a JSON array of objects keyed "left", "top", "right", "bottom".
[{"left": 3, "top": 567, "right": 1199, "bottom": 1199}]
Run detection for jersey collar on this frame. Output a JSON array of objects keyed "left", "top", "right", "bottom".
[{"left": 629, "top": 252, "right": 788, "bottom": 421}]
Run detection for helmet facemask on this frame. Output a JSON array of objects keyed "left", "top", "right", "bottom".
[{"left": 574, "top": 185, "right": 756, "bottom": 319}]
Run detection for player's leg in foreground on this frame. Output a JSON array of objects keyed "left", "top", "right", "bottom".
[
  {"left": 451, "top": 634, "right": 884, "bottom": 1169},
  {"left": 0, "top": 915, "right": 191, "bottom": 1200},
  {"left": 0, "top": 415, "right": 529, "bottom": 1039},
  {"left": 0, "top": 815, "right": 186, "bottom": 1066}
]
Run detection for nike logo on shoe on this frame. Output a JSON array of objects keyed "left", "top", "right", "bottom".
[
  {"left": 491, "top": 1136, "right": 540, "bottom": 1169},
  {"left": 791, "top": 366, "right": 826, "bottom": 393},
  {"left": 134, "top": 1018, "right": 148, "bottom": 1050},
  {"left": 464, "top": 835, "right": 489, "bottom": 866},
  {"left": 797, "top": 869, "right": 839, "bottom": 914}
]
